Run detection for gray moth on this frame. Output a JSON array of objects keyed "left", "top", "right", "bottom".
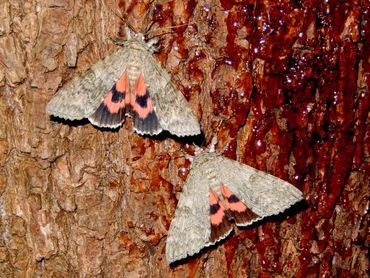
[
  {"left": 46, "top": 27, "right": 201, "bottom": 137},
  {"left": 166, "top": 144, "right": 303, "bottom": 264}
]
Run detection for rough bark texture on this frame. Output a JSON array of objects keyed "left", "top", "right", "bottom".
[{"left": 0, "top": 0, "right": 368, "bottom": 277}]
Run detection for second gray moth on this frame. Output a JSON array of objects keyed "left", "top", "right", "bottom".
[{"left": 166, "top": 140, "right": 303, "bottom": 264}]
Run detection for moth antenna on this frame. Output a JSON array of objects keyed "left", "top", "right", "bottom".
[
  {"left": 143, "top": 20, "right": 156, "bottom": 36},
  {"left": 111, "top": 8, "right": 141, "bottom": 40},
  {"left": 143, "top": 21, "right": 196, "bottom": 56},
  {"left": 112, "top": 8, "right": 126, "bottom": 23},
  {"left": 155, "top": 148, "right": 195, "bottom": 167},
  {"left": 155, "top": 147, "right": 193, "bottom": 160},
  {"left": 145, "top": 22, "right": 194, "bottom": 40}
]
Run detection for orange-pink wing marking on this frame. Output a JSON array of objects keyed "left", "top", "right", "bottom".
[
  {"left": 209, "top": 189, "right": 232, "bottom": 243},
  {"left": 131, "top": 73, "right": 160, "bottom": 135},
  {"left": 220, "top": 184, "right": 260, "bottom": 225},
  {"left": 103, "top": 70, "right": 130, "bottom": 113},
  {"left": 89, "top": 70, "right": 130, "bottom": 128},
  {"left": 132, "top": 73, "right": 155, "bottom": 119}
]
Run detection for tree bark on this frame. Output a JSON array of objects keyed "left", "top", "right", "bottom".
[{"left": 0, "top": 0, "right": 368, "bottom": 277}]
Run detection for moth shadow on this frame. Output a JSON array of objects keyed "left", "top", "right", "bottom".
[
  {"left": 144, "top": 130, "right": 206, "bottom": 146},
  {"left": 49, "top": 116, "right": 122, "bottom": 133},
  {"left": 168, "top": 234, "right": 233, "bottom": 268},
  {"left": 49, "top": 116, "right": 207, "bottom": 141},
  {"left": 238, "top": 199, "right": 308, "bottom": 230},
  {"left": 94, "top": 125, "right": 121, "bottom": 133},
  {"left": 49, "top": 115, "right": 90, "bottom": 127}
]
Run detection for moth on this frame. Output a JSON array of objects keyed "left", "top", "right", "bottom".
[
  {"left": 46, "top": 27, "right": 201, "bottom": 136},
  {"left": 166, "top": 142, "right": 303, "bottom": 264}
]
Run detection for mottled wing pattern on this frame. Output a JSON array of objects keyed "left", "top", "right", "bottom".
[
  {"left": 142, "top": 55, "right": 201, "bottom": 137},
  {"left": 165, "top": 163, "right": 211, "bottom": 264},
  {"left": 214, "top": 156, "right": 303, "bottom": 226},
  {"left": 46, "top": 47, "right": 130, "bottom": 121}
]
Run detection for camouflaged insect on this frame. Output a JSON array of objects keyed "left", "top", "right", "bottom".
[
  {"left": 166, "top": 139, "right": 303, "bottom": 264},
  {"left": 46, "top": 27, "right": 201, "bottom": 136}
]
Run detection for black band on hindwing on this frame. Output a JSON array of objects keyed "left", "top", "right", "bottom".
[
  {"left": 210, "top": 203, "right": 220, "bottom": 215},
  {"left": 111, "top": 85, "right": 125, "bottom": 103},
  {"left": 135, "top": 91, "right": 149, "bottom": 108}
]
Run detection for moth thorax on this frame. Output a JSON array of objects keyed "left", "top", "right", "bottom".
[
  {"left": 192, "top": 152, "right": 218, "bottom": 169},
  {"left": 210, "top": 183, "right": 223, "bottom": 197}
]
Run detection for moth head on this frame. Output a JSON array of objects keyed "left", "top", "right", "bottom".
[
  {"left": 124, "top": 26, "right": 145, "bottom": 41},
  {"left": 122, "top": 26, "right": 159, "bottom": 54},
  {"left": 193, "top": 144, "right": 205, "bottom": 156},
  {"left": 144, "top": 23, "right": 194, "bottom": 53},
  {"left": 190, "top": 134, "right": 218, "bottom": 157}
]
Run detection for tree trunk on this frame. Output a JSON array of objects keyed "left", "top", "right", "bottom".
[{"left": 0, "top": 0, "right": 368, "bottom": 277}]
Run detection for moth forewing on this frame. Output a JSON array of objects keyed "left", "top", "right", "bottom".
[{"left": 165, "top": 161, "right": 211, "bottom": 264}]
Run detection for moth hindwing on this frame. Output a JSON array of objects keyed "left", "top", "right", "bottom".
[
  {"left": 165, "top": 152, "right": 303, "bottom": 264},
  {"left": 46, "top": 27, "right": 201, "bottom": 137}
]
